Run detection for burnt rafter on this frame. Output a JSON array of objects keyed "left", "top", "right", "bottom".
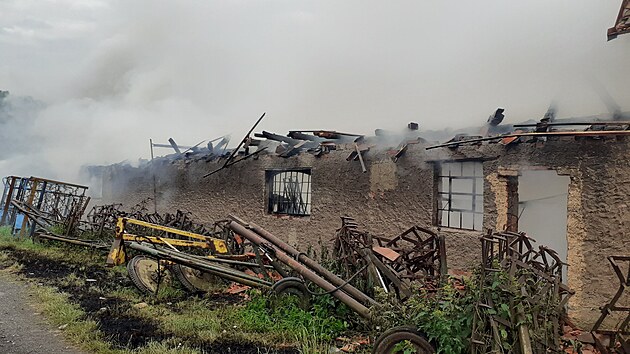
[{"left": 609, "top": 0, "right": 630, "bottom": 40}]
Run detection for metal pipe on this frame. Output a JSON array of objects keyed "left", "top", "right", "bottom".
[
  {"left": 228, "top": 221, "right": 372, "bottom": 319},
  {"left": 229, "top": 215, "right": 378, "bottom": 307},
  {"left": 127, "top": 242, "right": 272, "bottom": 288}
]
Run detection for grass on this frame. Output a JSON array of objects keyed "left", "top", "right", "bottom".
[
  {"left": 225, "top": 293, "right": 348, "bottom": 343},
  {"left": 33, "top": 285, "right": 117, "bottom": 354},
  {"left": 0, "top": 231, "right": 360, "bottom": 353},
  {"left": 294, "top": 326, "right": 333, "bottom": 354},
  {"left": 136, "top": 298, "right": 223, "bottom": 343},
  {"left": 33, "top": 286, "right": 209, "bottom": 354},
  {"left": 0, "top": 226, "right": 12, "bottom": 238}
]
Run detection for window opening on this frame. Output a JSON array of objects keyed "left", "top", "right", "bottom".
[
  {"left": 267, "top": 169, "right": 312, "bottom": 216},
  {"left": 437, "top": 161, "right": 483, "bottom": 230}
]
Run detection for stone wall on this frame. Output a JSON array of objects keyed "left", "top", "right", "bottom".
[{"left": 101, "top": 136, "right": 630, "bottom": 328}]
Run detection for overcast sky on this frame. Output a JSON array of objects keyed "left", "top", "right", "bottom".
[{"left": 0, "top": 0, "right": 629, "bottom": 181}]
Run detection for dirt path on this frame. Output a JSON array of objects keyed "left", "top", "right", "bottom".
[{"left": 0, "top": 274, "right": 85, "bottom": 354}]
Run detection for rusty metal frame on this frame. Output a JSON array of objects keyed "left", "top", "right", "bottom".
[
  {"left": 591, "top": 255, "right": 630, "bottom": 353},
  {"left": 472, "top": 231, "right": 573, "bottom": 353},
  {"left": 1, "top": 176, "right": 89, "bottom": 236},
  {"left": 332, "top": 216, "right": 446, "bottom": 299}
]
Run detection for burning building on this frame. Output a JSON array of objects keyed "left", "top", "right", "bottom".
[{"left": 97, "top": 112, "right": 630, "bottom": 329}]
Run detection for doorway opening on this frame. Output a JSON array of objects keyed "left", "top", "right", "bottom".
[{"left": 517, "top": 169, "right": 570, "bottom": 279}]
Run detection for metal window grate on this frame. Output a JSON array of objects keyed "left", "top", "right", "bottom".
[
  {"left": 437, "top": 161, "right": 484, "bottom": 231},
  {"left": 266, "top": 169, "right": 312, "bottom": 216}
]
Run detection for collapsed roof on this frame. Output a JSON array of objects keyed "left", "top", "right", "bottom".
[{"left": 152, "top": 108, "right": 630, "bottom": 172}]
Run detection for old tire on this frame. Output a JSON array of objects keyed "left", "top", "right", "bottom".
[
  {"left": 373, "top": 326, "right": 435, "bottom": 354},
  {"left": 127, "top": 255, "right": 172, "bottom": 295},
  {"left": 171, "top": 264, "right": 224, "bottom": 293},
  {"left": 271, "top": 277, "right": 311, "bottom": 310}
]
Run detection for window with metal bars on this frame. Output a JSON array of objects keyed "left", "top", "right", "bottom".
[
  {"left": 266, "top": 169, "right": 312, "bottom": 216},
  {"left": 437, "top": 161, "right": 484, "bottom": 231}
]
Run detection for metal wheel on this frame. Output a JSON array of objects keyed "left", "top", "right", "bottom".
[
  {"left": 373, "top": 326, "right": 435, "bottom": 354},
  {"left": 171, "top": 264, "right": 224, "bottom": 293},
  {"left": 127, "top": 255, "right": 172, "bottom": 294},
  {"left": 271, "top": 277, "right": 311, "bottom": 310}
]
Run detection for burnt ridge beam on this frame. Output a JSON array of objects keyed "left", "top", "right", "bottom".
[
  {"left": 287, "top": 131, "right": 324, "bottom": 142},
  {"left": 255, "top": 130, "right": 301, "bottom": 145}
]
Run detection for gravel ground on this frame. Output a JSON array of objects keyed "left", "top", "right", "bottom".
[{"left": 0, "top": 274, "right": 85, "bottom": 354}]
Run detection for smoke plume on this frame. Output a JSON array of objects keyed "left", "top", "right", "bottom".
[{"left": 1, "top": 0, "right": 629, "bottom": 182}]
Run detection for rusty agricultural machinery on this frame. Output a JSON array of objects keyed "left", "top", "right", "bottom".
[
  {"left": 2, "top": 177, "right": 586, "bottom": 353},
  {"left": 99, "top": 213, "right": 447, "bottom": 353}
]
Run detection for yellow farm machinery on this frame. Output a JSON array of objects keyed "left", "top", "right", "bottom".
[
  {"left": 105, "top": 217, "right": 307, "bottom": 299},
  {"left": 102, "top": 214, "right": 448, "bottom": 353}
]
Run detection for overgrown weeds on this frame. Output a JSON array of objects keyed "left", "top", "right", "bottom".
[
  {"left": 228, "top": 291, "right": 348, "bottom": 343},
  {"left": 373, "top": 281, "right": 474, "bottom": 354}
]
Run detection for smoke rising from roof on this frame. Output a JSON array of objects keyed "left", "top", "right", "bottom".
[{"left": 1, "top": 0, "right": 629, "bottom": 181}]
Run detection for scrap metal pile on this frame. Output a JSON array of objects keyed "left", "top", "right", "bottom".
[
  {"left": 82, "top": 198, "right": 224, "bottom": 241},
  {"left": 471, "top": 231, "right": 574, "bottom": 353},
  {"left": 332, "top": 216, "right": 447, "bottom": 299}
]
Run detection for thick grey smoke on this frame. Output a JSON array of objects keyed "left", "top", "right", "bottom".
[{"left": 1, "top": 0, "right": 629, "bottom": 181}]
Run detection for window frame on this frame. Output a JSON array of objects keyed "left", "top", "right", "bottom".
[
  {"left": 436, "top": 161, "right": 484, "bottom": 231},
  {"left": 265, "top": 168, "right": 312, "bottom": 217}
]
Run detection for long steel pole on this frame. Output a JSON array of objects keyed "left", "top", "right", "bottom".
[
  {"left": 127, "top": 242, "right": 272, "bottom": 288},
  {"left": 228, "top": 221, "right": 372, "bottom": 319},
  {"left": 229, "top": 215, "right": 378, "bottom": 307}
]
